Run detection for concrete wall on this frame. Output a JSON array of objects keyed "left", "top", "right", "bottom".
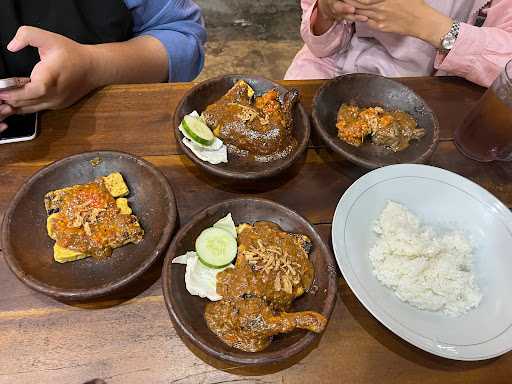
[
  {"left": 195, "top": 0, "right": 303, "bottom": 80},
  {"left": 195, "top": 0, "right": 302, "bottom": 41},
  {"left": 196, "top": 0, "right": 300, "bottom": 15}
]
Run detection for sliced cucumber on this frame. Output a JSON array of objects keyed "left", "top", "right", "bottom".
[
  {"left": 213, "top": 213, "right": 237, "bottom": 239},
  {"left": 182, "top": 115, "right": 215, "bottom": 146},
  {"left": 196, "top": 227, "right": 237, "bottom": 268}
]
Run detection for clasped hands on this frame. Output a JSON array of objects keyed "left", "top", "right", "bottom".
[{"left": 316, "top": 0, "right": 453, "bottom": 49}]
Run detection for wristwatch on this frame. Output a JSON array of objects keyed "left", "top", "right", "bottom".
[{"left": 440, "top": 21, "right": 461, "bottom": 53}]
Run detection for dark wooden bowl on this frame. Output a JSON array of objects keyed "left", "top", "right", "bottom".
[
  {"left": 1, "top": 151, "right": 177, "bottom": 301},
  {"left": 162, "top": 197, "right": 337, "bottom": 366},
  {"left": 312, "top": 74, "right": 440, "bottom": 169},
  {"left": 173, "top": 74, "right": 310, "bottom": 180}
]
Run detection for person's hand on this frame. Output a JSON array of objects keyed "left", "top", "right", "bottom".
[
  {"left": 345, "top": 0, "right": 453, "bottom": 47},
  {"left": 0, "top": 26, "right": 98, "bottom": 116},
  {"left": 0, "top": 101, "right": 16, "bottom": 132},
  {"left": 318, "top": 0, "right": 370, "bottom": 22},
  {"left": 314, "top": 0, "right": 370, "bottom": 35}
]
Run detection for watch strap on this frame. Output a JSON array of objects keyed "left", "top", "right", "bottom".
[{"left": 440, "top": 21, "right": 461, "bottom": 53}]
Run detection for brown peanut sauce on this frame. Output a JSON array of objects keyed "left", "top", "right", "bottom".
[
  {"left": 49, "top": 180, "right": 143, "bottom": 259},
  {"left": 202, "top": 81, "right": 299, "bottom": 162},
  {"left": 336, "top": 104, "right": 425, "bottom": 152},
  {"left": 204, "top": 221, "right": 326, "bottom": 352}
]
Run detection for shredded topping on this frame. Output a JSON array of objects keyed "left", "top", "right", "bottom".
[
  {"left": 242, "top": 239, "right": 303, "bottom": 294},
  {"left": 68, "top": 201, "right": 107, "bottom": 229}
]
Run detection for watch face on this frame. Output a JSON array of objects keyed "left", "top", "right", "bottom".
[{"left": 442, "top": 35, "right": 456, "bottom": 50}]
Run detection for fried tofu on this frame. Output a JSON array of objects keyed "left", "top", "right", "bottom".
[
  {"left": 47, "top": 213, "right": 58, "bottom": 240},
  {"left": 45, "top": 172, "right": 138, "bottom": 263},
  {"left": 115, "top": 198, "right": 132, "bottom": 215},
  {"left": 44, "top": 173, "right": 130, "bottom": 215},
  {"left": 53, "top": 244, "right": 88, "bottom": 264},
  {"left": 102, "top": 172, "right": 129, "bottom": 198}
]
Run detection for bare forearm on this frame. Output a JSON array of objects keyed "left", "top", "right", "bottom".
[
  {"left": 414, "top": 6, "right": 453, "bottom": 48},
  {"left": 87, "top": 35, "right": 169, "bottom": 88},
  {"left": 352, "top": 0, "right": 453, "bottom": 48}
]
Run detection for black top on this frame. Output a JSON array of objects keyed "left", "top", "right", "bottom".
[{"left": 0, "top": 0, "right": 133, "bottom": 78}]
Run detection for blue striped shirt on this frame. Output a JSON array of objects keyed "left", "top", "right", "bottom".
[{"left": 124, "top": 0, "right": 206, "bottom": 82}]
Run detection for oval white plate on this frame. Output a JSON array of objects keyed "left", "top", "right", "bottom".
[{"left": 332, "top": 164, "right": 512, "bottom": 360}]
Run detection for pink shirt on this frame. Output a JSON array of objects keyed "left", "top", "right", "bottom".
[{"left": 285, "top": 0, "right": 512, "bottom": 87}]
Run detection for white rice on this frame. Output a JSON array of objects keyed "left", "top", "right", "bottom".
[{"left": 369, "top": 201, "right": 482, "bottom": 317}]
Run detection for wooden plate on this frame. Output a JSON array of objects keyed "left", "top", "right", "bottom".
[
  {"left": 1, "top": 151, "right": 177, "bottom": 301},
  {"left": 162, "top": 197, "right": 337, "bottom": 366},
  {"left": 173, "top": 74, "right": 310, "bottom": 180},
  {"left": 312, "top": 74, "right": 440, "bottom": 169}
]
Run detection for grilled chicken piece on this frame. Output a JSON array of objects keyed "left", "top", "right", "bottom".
[
  {"left": 336, "top": 104, "right": 425, "bottom": 152},
  {"left": 371, "top": 110, "right": 425, "bottom": 152},
  {"left": 205, "top": 297, "right": 327, "bottom": 352},
  {"left": 207, "top": 221, "right": 326, "bottom": 352},
  {"left": 202, "top": 80, "right": 299, "bottom": 160},
  {"left": 336, "top": 104, "right": 371, "bottom": 147}
]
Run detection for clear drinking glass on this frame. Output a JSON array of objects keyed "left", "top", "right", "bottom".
[{"left": 455, "top": 59, "right": 512, "bottom": 162}]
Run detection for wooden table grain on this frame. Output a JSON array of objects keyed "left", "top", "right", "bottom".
[{"left": 1, "top": 77, "right": 511, "bottom": 384}]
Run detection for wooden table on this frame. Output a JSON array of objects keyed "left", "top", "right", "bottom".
[{"left": 1, "top": 77, "right": 511, "bottom": 384}]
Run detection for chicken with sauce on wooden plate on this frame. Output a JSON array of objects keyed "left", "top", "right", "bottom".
[{"left": 205, "top": 221, "right": 327, "bottom": 352}]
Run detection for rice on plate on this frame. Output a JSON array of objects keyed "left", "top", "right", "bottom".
[{"left": 369, "top": 201, "right": 482, "bottom": 317}]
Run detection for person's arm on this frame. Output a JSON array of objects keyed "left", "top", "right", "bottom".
[
  {"left": 0, "top": 27, "right": 170, "bottom": 117},
  {"left": 434, "top": 1, "right": 512, "bottom": 87},
  {"left": 89, "top": 35, "right": 168, "bottom": 86},
  {"left": 125, "top": 0, "right": 206, "bottom": 82},
  {"left": 301, "top": 0, "right": 356, "bottom": 58},
  {"left": 346, "top": 0, "right": 453, "bottom": 47},
  {"left": 0, "top": 0, "right": 206, "bottom": 119},
  {"left": 348, "top": 0, "right": 512, "bottom": 87}
]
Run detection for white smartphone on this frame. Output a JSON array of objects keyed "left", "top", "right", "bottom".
[{"left": 0, "top": 77, "right": 38, "bottom": 144}]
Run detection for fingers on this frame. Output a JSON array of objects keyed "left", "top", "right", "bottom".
[
  {"left": 324, "top": 1, "right": 373, "bottom": 23},
  {"left": 342, "top": 0, "right": 384, "bottom": 10},
  {"left": 0, "top": 103, "right": 16, "bottom": 121},
  {"left": 0, "top": 82, "right": 47, "bottom": 106},
  {"left": 342, "top": 0, "right": 371, "bottom": 10},
  {"left": 366, "top": 18, "right": 383, "bottom": 30},
  {"left": 17, "top": 103, "right": 50, "bottom": 115},
  {"left": 3, "top": 98, "right": 43, "bottom": 109},
  {"left": 349, "top": 14, "right": 369, "bottom": 22},
  {"left": 355, "top": 9, "right": 382, "bottom": 21},
  {"left": 344, "top": 0, "right": 384, "bottom": 6},
  {"left": 329, "top": 2, "right": 368, "bottom": 22},
  {"left": 0, "top": 103, "right": 14, "bottom": 115},
  {"left": 332, "top": 2, "right": 355, "bottom": 14},
  {"left": 7, "top": 25, "right": 60, "bottom": 53},
  {"left": 0, "top": 103, "right": 15, "bottom": 133},
  {"left": 342, "top": 13, "right": 369, "bottom": 22}
]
